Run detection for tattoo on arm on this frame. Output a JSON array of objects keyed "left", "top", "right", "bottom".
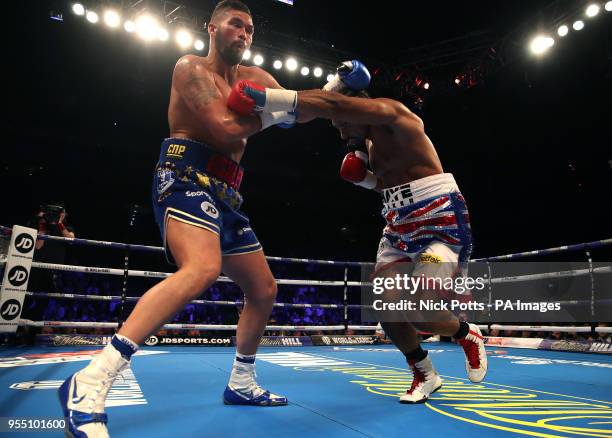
[{"left": 184, "top": 70, "right": 221, "bottom": 111}]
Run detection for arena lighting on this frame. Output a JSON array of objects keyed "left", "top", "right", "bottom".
[
  {"left": 273, "top": 60, "right": 282, "bottom": 69},
  {"left": 242, "top": 49, "right": 251, "bottom": 61},
  {"left": 529, "top": 35, "right": 555, "bottom": 55},
  {"left": 326, "top": 73, "right": 335, "bottom": 82},
  {"left": 253, "top": 54, "right": 264, "bottom": 65},
  {"left": 103, "top": 10, "right": 121, "bottom": 28},
  {"left": 124, "top": 20, "right": 135, "bottom": 32},
  {"left": 300, "top": 66, "right": 310, "bottom": 76},
  {"left": 557, "top": 25, "right": 569, "bottom": 37},
  {"left": 285, "top": 58, "right": 298, "bottom": 71},
  {"left": 135, "top": 15, "right": 159, "bottom": 41},
  {"left": 157, "top": 28, "right": 169, "bottom": 41},
  {"left": 194, "top": 40, "right": 205, "bottom": 51},
  {"left": 606, "top": 1, "right": 612, "bottom": 12},
  {"left": 72, "top": 3, "right": 85, "bottom": 16},
  {"left": 176, "top": 29, "right": 193, "bottom": 49},
  {"left": 86, "top": 10, "right": 99, "bottom": 24},
  {"left": 313, "top": 67, "right": 323, "bottom": 78},
  {"left": 585, "top": 4, "right": 600, "bottom": 17},
  {"left": 573, "top": 20, "right": 585, "bottom": 31}
]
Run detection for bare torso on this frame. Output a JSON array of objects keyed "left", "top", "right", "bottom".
[
  {"left": 168, "top": 57, "right": 270, "bottom": 163},
  {"left": 367, "top": 122, "right": 444, "bottom": 189}
]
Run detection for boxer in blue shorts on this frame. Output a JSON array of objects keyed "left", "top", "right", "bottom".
[
  {"left": 153, "top": 137, "right": 261, "bottom": 260},
  {"left": 59, "top": 2, "right": 298, "bottom": 436},
  {"left": 228, "top": 60, "right": 488, "bottom": 404}
]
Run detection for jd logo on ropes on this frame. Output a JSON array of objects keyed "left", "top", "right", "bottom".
[
  {"left": 15, "top": 233, "right": 35, "bottom": 254},
  {"left": 1, "top": 299, "right": 21, "bottom": 320},
  {"left": 8, "top": 266, "right": 29, "bottom": 287}
]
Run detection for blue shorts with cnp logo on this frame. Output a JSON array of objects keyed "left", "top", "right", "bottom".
[{"left": 151, "top": 138, "right": 262, "bottom": 263}]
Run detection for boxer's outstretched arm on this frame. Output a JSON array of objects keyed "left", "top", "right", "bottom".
[
  {"left": 296, "top": 90, "right": 423, "bottom": 132},
  {"left": 174, "top": 56, "right": 262, "bottom": 142}
]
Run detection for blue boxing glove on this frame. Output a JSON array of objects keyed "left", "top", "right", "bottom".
[{"left": 323, "top": 60, "right": 371, "bottom": 93}]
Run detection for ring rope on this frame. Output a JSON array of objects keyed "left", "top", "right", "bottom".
[
  {"left": 1, "top": 225, "right": 610, "bottom": 264},
  {"left": 18, "top": 319, "right": 345, "bottom": 331},
  {"left": 18, "top": 260, "right": 612, "bottom": 286},
  {"left": 25, "top": 291, "right": 344, "bottom": 309}
]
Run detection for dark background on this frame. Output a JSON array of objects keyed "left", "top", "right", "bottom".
[{"left": 4, "top": 0, "right": 611, "bottom": 263}]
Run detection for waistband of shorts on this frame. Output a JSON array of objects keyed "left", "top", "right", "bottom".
[
  {"left": 382, "top": 173, "right": 459, "bottom": 209},
  {"left": 160, "top": 137, "right": 243, "bottom": 190}
]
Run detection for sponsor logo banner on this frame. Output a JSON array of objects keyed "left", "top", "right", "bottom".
[
  {"left": 311, "top": 335, "right": 378, "bottom": 346},
  {"left": 36, "top": 334, "right": 113, "bottom": 346},
  {"left": 0, "top": 226, "right": 37, "bottom": 333},
  {"left": 144, "top": 335, "right": 232, "bottom": 346},
  {"left": 228, "top": 336, "right": 312, "bottom": 347}
]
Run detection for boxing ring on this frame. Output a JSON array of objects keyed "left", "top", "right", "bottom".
[{"left": 1, "top": 224, "right": 611, "bottom": 437}]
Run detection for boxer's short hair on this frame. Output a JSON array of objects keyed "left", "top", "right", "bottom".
[
  {"left": 210, "top": 0, "right": 251, "bottom": 23},
  {"left": 342, "top": 89, "right": 370, "bottom": 99}
]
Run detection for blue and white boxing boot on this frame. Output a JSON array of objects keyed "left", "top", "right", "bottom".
[
  {"left": 58, "top": 335, "right": 136, "bottom": 437},
  {"left": 223, "top": 353, "right": 288, "bottom": 406}
]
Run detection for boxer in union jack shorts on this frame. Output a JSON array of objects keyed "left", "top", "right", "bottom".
[{"left": 227, "top": 59, "right": 488, "bottom": 403}]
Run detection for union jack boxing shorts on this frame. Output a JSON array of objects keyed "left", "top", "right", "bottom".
[{"left": 376, "top": 173, "right": 473, "bottom": 290}]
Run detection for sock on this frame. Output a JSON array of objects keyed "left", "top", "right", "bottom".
[
  {"left": 228, "top": 352, "right": 263, "bottom": 396},
  {"left": 78, "top": 335, "right": 135, "bottom": 398},
  {"left": 111, "top": 334, "right": 138, "bottom": 360},
  {"left": 403, "top": 345, "right": 428, "bottom": 363},
  {"left": 453, "top": 321, "right": 470, "bottom": 340}
]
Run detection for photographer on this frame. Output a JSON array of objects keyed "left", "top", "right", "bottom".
[
  {"left": 28, "top": 203, "right": 75, "bottom": 255},
  {"left": 25, "top": 203, "right": 75, "bottom": 295}
]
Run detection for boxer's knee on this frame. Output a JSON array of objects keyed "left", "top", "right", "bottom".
[
  {"left": 178, "top": 264, "right": 221, "bottom": 299},
  {"left": 245, "top": 276, "right": 277, "bottom": 306}
]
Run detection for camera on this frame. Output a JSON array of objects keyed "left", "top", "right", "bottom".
[{"left": 42, "top": 203, "right": 65, "bottom": 224}]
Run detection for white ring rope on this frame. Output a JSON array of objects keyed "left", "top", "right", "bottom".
[
  {"left": 19, "top": 319, "right": 345, "bottom": 332},
  {"left": 25, "top": 291, "right": 344, "bottom": 309},
  {"left": 20, "top": 261, "right": 612, "bottom": 287}
]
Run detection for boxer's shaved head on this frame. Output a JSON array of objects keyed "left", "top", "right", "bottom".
[{"left": 210, "top": 0, "right": 251, "bottom": 24}]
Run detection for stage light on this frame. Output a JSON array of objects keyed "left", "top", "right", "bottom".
[
  {"left": 86, "top": 11, "right": 99, "bottom": 23},
  {"left": 423, "top": 82, "right": 430, "bottom": 90},
  {"left": 194, "top": 40, "right": 205, "bottom": 51},
  {"left": 124, "top": 20, "right": 135, "bottom": 32},
  {"left": 253, "top": 54, "right": 264, "bottom": 65},
  {"left": 176, "top": 30, "right": 193, "bottom": 49},
  {"left": 72, "top": 3, "right": 85, "bottom": 16},
  {"left": 557, "top": 25, "right": 569, "bottom": 37},
  {"left": 586, "top": 4, "right": 600, "bottom": 17},
  {"left": 573, "top": 20, "right": 584, "bottom": 31},
  {"left": 135, "top": 15, "right": 159, "bottom": 40},
  {"left": 103, "top": 10, "right": 120, "bottom": 28},
  {"left": 530, "top": 35, "right": 555, "bottom": 55},
  {"left": 286, "top": 58, "right": 298, "bottom": 71},
  {"left": 157, "top": 28, "right": 169, "bottom": 41},
  {"left": 326, "top": 73, "right": 335, "bottom": 82},
  {"left": 606, "top": 1, "right": 612, "bottom": 12},
  {"left": 242, "top": 49, "right": 251, "bottom": 61},
  {"left": 300, "top": 66, "right": 310, "bottom": 76},
  {"left": 273, "top": 60, "right": 282, "bottom": 69},
  {"left": 313, "top": 67, "right": 323, "bottom": 78}
]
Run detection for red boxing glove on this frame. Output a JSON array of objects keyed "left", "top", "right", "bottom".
[
  {"left": 340, "top": 151, "right": 368, "bottom": 183},
  {"left": 227, "top": 80, "right": 266, "bottom": 116},
  {"left": 340, "top": 151, "right": 377, "bottom": 189}
]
